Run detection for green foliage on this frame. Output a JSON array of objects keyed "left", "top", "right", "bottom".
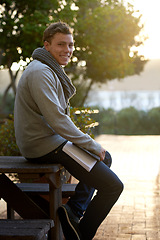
[
  {"left": 97, "top": 107, "right": 160, "bottom": 135},
  {"left": 95, "top": 108, "right": 118, "bottom": 134},
  {"left": 70, "top": 107, "right": 99, "bottom": 138},
  {"left": 0, "top": 115, "right": 21, "bottom": 155},
  {"left": 74, "top": 2, "right": 145, "bottom": 81},
  {"left": 116, "top": 107, "right": 141, "bottom": 134},
  {"left": 0, "top": 93, "right": 15, "bottom": 115},
  {"left": 0, "top": 107, "right": 98, "bottom": 156},
  {"left": 147, "top": 108, "right": 160, "bottom": 134},
  {"left": 0, "top": 0, "right": 60, "bottom": 65},
  {"left": 70, "top": 0, "right": 147, "bottom": 105}
]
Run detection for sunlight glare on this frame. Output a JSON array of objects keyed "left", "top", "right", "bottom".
[{"left": 128, "top": 0, "right": 160, "bottom": 59}]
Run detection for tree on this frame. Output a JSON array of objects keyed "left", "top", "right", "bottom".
[
  {"left": 0, "top": 0, "right": 62, "bottom": 110},
  {"left": 69, "top": 0, "right": 147, "bottom": 106},
  {"left": 0, "top": 0, "right": 147, "bottom": 111}
]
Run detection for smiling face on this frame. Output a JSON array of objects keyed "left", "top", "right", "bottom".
[{"left": 44, "top": 32, "right": 74, "bottom": 66}]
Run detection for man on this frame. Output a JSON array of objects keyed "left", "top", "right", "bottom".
[{"left": 14, "top": 21, "right": 123, "bottom": 240}]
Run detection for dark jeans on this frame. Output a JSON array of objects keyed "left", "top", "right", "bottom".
[
  {"left": 27, "top": 144, "right": 123, "bottom": 239},
  {"left": 67, "top": 150, "right": 113, "bottom": 219}
]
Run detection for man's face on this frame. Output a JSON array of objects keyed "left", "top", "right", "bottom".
[{"left": 44, "top": 33, "right": 74, "bottom": 66}]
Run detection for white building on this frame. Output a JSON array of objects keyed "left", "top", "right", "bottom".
[{"left": 86, "top": 59, "right": 160, "bottom": 111}]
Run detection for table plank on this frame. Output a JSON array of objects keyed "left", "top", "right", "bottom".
[
  {"left": 0, "top": 219, "right": 54, "bottom": 240},
  {"left": 0, "top": 219, "right": 54, "bottom": 229},
  {"left": 0, "top": 156, "right": 62, "bottom": 173}
]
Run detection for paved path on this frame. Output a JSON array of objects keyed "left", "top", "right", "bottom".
[
  {"left": 0, "top": 135, "right": 160, "bottom": 239},
  {"left": 93, "top": 135, "right": 160, "bottom": 240}
]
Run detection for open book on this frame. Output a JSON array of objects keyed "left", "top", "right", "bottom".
[{"left": 62, "top": 141, "right": 100, "bottom": 172}]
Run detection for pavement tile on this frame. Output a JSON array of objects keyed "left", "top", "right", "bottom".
[
  {"left": 116, "top": 236, "right": 132, "bottom": 240},
  {"left": 131, "top": 235, "right": 146, "bottom": 240}
]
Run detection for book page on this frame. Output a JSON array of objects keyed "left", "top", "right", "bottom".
[{"left": 62, "top": 141, "right": 97, "bottom": 172}]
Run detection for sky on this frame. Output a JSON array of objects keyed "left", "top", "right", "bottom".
[{"left": 128, "top": 0, "right": 160, "bottom": 59}]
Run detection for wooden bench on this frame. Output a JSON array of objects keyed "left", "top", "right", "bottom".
[
  {"left": 16, "top": 182, "right": 76, "bottom": 198},
  {"left": 0, "top": 219, "right": 54, "bottom": 240},
  {"left": 0, "top": 156, "right": 75, "bottom": 240},
  {"left": 6, "top": 183, "right": 77, "bottom": 219}
]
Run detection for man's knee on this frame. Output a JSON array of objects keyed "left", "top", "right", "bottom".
[
  {"left": 116, "top": 179, "right": 124, "bottom": 195},
  {"left": 119, "top": 180, "right": 124, "bottom": 193}
]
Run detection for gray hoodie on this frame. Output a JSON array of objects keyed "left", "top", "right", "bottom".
[{"left": 14, "top": 60, "right": 101, "bottom": 158}]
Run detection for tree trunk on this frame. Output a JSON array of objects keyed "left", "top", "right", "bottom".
[
  {"left": 1, "top": 68, "right": 19, "bottom": 113},
  {"left": 79, "top": 79, "right": 94, "bottom": 106},
  {"left": 8, "top": 67, "right": 18, "bottom": 96}
]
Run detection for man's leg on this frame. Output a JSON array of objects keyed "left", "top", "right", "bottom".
[
  {"left": 67, "top": 182, "right": 95, "bottom": 219},
  {"left": 27, "top": 147, "right": 121, "bottom": 240},
  {"left": 58, "top": 155, "right": 123, "bottom": 240},
  {"left": 66, "top": 150, "right": 112, "bottom": 219}
]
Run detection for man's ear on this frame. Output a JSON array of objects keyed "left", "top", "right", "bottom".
[{"left": 44, "top": 41, "right": 50, "bottom": 51}]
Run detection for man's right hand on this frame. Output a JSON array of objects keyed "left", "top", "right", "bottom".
[{"left": 99, "top": 147, "right": 106, "bottom": 161}]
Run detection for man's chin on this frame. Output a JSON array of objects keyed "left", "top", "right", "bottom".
[{"left": 60, "top": 61, "right": 69, "bottom": 66}]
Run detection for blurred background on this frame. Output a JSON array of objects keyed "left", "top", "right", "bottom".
[{"left": 0, "top": 0, "right": 160, "bottom": 156}]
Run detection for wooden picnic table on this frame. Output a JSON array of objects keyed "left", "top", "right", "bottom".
[{"left": 0, "top": 156, "right": 67, "bottom": 240}]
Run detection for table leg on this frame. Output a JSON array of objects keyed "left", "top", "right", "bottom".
[
  {"left": 49, "top": 185, "right": 63, "bottom": 240},
  {"left": 46, "top": 172, "right": 63, "bottom": 240}
]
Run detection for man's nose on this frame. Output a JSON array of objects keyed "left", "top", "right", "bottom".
[{"left": 64, "top": 45, "right": 70, "bottom": 52}]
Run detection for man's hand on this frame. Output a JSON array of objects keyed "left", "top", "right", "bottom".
[{"left": 99, "top": 147, "right": 106, "bottom": 161}]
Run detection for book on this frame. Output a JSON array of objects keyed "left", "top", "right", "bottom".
[{"left": 62, "top": 141, "right": 99, "bottom": 172}]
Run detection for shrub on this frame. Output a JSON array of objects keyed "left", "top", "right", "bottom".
[
  {"left": 70, "top": 107, "right": 99, "bottom": 138},
  {"left": 0, "top": 115, "right": 21, "bottom": 156},
  {"left": 0, "top": 107, "right": 98, "bottom": 156},
  {"left": 0, "top": 94, "right": 15, "bottom": 115},
  {"left": 97, "top": 107, "right": 160, "bottom": 135},
  {"left": 147, "top": 107, "right": 160, "bottom": 134},
  {"left": 97, "top": 108, "right": 117, "bottom": 134},
  {"left": 116, "top": 107, "right": 140, "bottom": 135}
]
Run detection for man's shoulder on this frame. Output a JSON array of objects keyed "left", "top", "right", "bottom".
[
  {"left": 25, "top": 60, "right": 60, "bottom": 87},
  {"left": 28, "top": 60, "right": 49, "bottom": 71},
  {"left": 29, "top": 60, "right": 58, "bottom": 78}
]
